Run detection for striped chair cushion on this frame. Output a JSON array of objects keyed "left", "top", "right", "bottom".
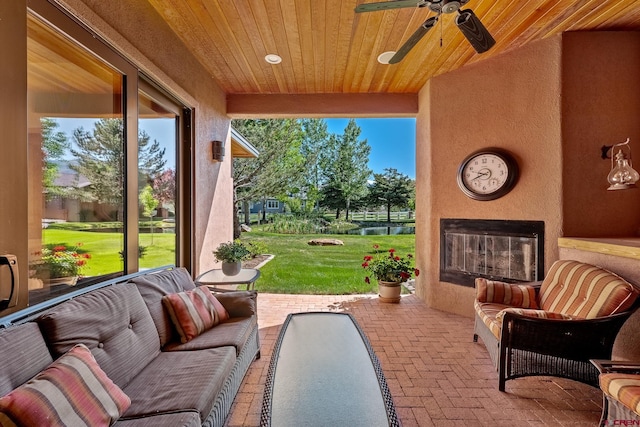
[
  {"left": 0, "top": 343, "right": 130, "bottom": 427},
  {"left": 474, "top": 300, "right": 504, "bottom": 339},
  {"left": 162, "top": 287, "right": 229, "bottom": 343},
  {"left": 495, "top": 308, "right": 573, "bottom": 323},
  {"left": 599, "top": 373, "right": 640, "bottom": 416},
  {"left": 539, "top": 260, "right": 639, "bottom": 318},
  {"left": 475, "top": 278, "right": 538, "bottom": 309}
]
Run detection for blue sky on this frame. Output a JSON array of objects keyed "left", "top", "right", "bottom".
[
  {"left": 325, "top": 118, "right": 416, "bottom": 179},
  {"left": 54, "top": 117, "right": 417, "bottom": 179}
]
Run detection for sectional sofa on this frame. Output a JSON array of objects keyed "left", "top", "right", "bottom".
[{"left": 0, "top": 267, "right": 260, "bottom": 426}]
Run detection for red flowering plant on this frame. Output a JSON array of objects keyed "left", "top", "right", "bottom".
[
  {"left": 30, "top": 243, "right": 91, "bottom": 279},
  {"left": 362, "top": 244, "right": 420, "bottom": 284}
]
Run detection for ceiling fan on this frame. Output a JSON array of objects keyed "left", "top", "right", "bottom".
[{"left": 355, "top": 0, "right": 495, "bottom": 64}]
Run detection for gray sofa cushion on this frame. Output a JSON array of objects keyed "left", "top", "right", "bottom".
[
  {"left": 164, "top": 317, "right": 255, "bottom": 355},
  {"left": 0, "top": 323, "right": 53, "bottom": 396},
  {"left": 36, "top": 283, "right": 160, "bottom": 388},
  {"left": 121, "top": 347, "right": 236, "bottom": 422},
  {"left": 114, "top": 411, "right": 200, "bottom": 427},
  {"left": 131, "top": 267, "right": 196, "bottom": 347}
]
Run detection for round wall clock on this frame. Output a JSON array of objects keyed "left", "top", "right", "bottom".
[{"left": 457, "top": 148, "right": 519, "bottom": 201}]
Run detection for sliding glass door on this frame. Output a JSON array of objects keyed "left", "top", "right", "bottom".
[
  {"left": 138, "top": 85, "right": 181, "bottom": 269},
  {"left": 22, "top": 1, "right": 191, "bottom": 308}
]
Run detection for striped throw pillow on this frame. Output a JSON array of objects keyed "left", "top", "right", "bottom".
[
  {"left": 475, "top": 278, "right": 539, "bottom": 309},
  {"left": 0, "top": 343, "right": 130, "bottom": 427},
  {"left": 162, "top": 287, "right": 229, "bottom": 343}
]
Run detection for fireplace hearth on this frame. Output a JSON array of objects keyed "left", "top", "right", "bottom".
[{"left": 440, "top": 219, "right": 544, "bottom": 287}]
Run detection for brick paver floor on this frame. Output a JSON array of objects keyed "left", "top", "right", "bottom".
[{"left": 227, "top": 293, "right": 602, "bottom": 426}]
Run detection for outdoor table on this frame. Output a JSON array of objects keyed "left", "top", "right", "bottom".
[
  {"left": 194, "top": 268, "right": 260, "bottom": 292},
  {"left": 261, "top": 312, "right": 400, "bottom": 427}
]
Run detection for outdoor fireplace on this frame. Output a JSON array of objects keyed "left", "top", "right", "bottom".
[{"left": 440, "top": 219, "right": 544, "bottom": 287}]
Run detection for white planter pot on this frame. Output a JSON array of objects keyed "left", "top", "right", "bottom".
[{"left": 221, "top": 261, "right": 242, "bottom": 276}]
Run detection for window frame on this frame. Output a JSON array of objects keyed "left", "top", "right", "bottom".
[
  {"left": 137, "top": 77, "right": 193, "bottom": 271},
  {"left": 266, "top": 199, "right": 280, "bottom": 210},
  {"left": 19, "top": 0, "right": 192, "bottom": 308}
]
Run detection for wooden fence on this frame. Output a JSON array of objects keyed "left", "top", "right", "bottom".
[{"left": 349, "top": 211, "right": 413, "bottom": 221}]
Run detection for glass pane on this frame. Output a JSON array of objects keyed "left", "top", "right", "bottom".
[
  {"left": 465, "top": 234, "right": 484, "bottom": 274},
  {"left": 486, "top": 235, "right": 510, "bottom": 278},
  {"left": 510, "top": 237, "right": 537, "bottom": 281},
  {"left": 27, "top": 14, "right": 124, "bottom": 304},
  {"left": 138, "top": 91, "right": 177, "bottom": 268},
  {"left": 445, "top": 233, "right": 465, "bottom": 272}
]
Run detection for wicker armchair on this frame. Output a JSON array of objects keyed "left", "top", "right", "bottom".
[
  {"left": 591, "top": 307, "right": 640, "bottom": 426},
  {"left": 591, "top": 361, "right": 640, "bottom": 425},
  {"left": 473, "top": 260, "right": 640, "bottom": 391}
]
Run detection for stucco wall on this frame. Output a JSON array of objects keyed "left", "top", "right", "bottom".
[
  {"left": 416, "top": 33, "right": 640, "bottom": 318},
  {"left": 416, "top": 36, "right": 563, "bottom": 317},
  {"left": 57, "top": 0, "right": 235, "bottom": 275},
  {"left": 561, "top": 32, "right": 640, "bottom": 237}
]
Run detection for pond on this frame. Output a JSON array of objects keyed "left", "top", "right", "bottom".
[{"left": 340, "top": 226, "right": 415, "bottom": 235}]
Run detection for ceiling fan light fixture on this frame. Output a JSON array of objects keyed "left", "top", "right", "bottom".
[
  {"left": 264, "top": 54, "right": 282, "bottom": 64},
  {"left": 377, "top": 51, "right": 396, "bottom": 64},
  {"left": 441, "top": 0, "right": 462, "bottom": 14}
]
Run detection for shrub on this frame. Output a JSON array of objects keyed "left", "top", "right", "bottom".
[
  {"left": 262, "top": 215, "right": 322, "bottom": 234},
  {"left": 213, "top": 240, "right": 251, "bottom": 263},
  {"left": 245, "top": 240, "right": 268, "bottom": 257}
]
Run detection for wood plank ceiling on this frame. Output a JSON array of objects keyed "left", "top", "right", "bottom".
[{"left": 146, "top": 0, "right": 640, "bottom": 95}]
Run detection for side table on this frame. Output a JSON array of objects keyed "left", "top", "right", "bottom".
[{"left": 195, "top": 268, "right": 261, "bottom": 292}]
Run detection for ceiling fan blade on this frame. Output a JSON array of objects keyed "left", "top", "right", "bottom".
[
  {"left": 389, "top": 16, "right": 438, "bottom": 64},
  {"left": 355, "top": 0, "right": 422, "bottom": 13},
  {"left": 455, "top": 9, "right": 495, "bottom": 54}
]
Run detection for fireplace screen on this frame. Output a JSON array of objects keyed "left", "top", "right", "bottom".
[{"left": 440, "top": 219, "right": 544, "bottom": 287}]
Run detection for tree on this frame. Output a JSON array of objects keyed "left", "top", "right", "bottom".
[
  {"left": 139, "top": 185, "right": 159, "bottom": 244},
  {"left": 321, "top": 120, "right": 371, "bottom": 220},
  {"left": 41, "top": 118, "right": 70, "bottom": 200},
  {"left": 70, "top": 118, "right": 165, "bottom": 220},
  {"left": 300, "top": 118, "right": 330, "bottom": 211},
  {"left": 367, "top": 168, "right": 414, "bottom": 222},
  {"left": 319, "top": 179, "right": 345, "bottom": 218},
  {"left": 152, "top": 169, "right": 176, "bottom": 215},
  {"left": 231, "top": 119, "right": 306, "bottom": 235}
]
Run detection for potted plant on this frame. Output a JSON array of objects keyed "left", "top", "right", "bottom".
[
  {"left": 30, "top": 243, "right": 91, "bottom": 286},
  {"left": 213, "top": 240, "right": 251, "bottom": 276},
  {"left": 362, "top": 244, "right": 419, "bottom": 303}
]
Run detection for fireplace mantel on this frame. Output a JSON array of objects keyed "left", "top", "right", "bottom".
[
  {"left": 558, "top": 237, "right": 640, "bottom": 286},
  {"left": 558, "top": 237, "right": 640, "bottom": 261}
]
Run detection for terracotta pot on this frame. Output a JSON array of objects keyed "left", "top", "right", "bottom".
[
  {"left": 378, "top": 280, "right": 401, "bottom": 303},
  {"left": 221, "top": 261, "right": 242, "bottom": 276}
]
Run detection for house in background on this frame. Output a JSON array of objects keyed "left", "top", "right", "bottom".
[
  {"left": 248, "top": 199, "right": 285, "bottom": 215},
  {"left": 44, "top": 161, "right": 91, "bottom": 223}
]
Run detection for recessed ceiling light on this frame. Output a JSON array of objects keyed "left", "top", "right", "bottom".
[
  {"left": 377, "top": 51, "right": 396, "bottom": 65},
  {"left": 265, "top": 54, "right": 282, "bottom": 64}
]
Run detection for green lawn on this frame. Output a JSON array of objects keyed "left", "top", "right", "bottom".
[
  {"left": 42, "top": 229, "right": 176, "bottom": 276},
  {"left": 40, "top": 228, "right": 416, "bottom": 294},
  {"left": 240, "top": 232, "right": 416, "bottom": 294}
]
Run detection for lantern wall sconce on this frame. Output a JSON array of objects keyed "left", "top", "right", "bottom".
[
  {"left": 601, "top": 138, "right": 640, "bottom": 190},
  {"left": 212, "top": 140, "right": 225, "bottom": 162}
]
